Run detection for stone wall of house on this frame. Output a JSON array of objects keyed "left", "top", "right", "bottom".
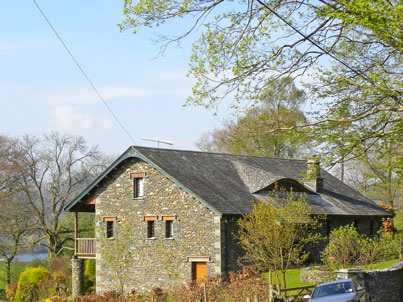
[
  {"left": 221, "top": 215, "right": 244, "bottom": 275},
  {"left": 94, "top": 158, "right": 221, "bottom": 293}
]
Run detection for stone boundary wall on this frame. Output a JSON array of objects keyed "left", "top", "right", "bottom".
[
  {"left": 300, "top": 268, "right": 336, "bottom": 284},
  {"left": 337, "top": 265, "right": 403, "bottom": 302}
]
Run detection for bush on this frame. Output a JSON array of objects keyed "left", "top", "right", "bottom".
[
  {"left": 14, "top": 266, "right": 51, "bottom": 302},
  {"left": 322, "top": 224, "right": 401, "bottom": 269},
  {"left": 84, "top": 259, "right": 96, "bottom": 294},
  {"left": 6, "top": 283, "right": 18, "bottom": 301}
]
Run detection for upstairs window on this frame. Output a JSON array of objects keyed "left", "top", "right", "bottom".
[
  {"left": 103, "top": 217, "right": 116, "bottom": 238},
  {"left": 131, "top": 172, "right": 145, "bottom": 198},
  {"left": 163, "top": 216, "right": 176, "bottom": 239}
]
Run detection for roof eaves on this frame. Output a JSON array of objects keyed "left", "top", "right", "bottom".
[{"left": 64, "top": 146, "right": 138, "bottom": 212}]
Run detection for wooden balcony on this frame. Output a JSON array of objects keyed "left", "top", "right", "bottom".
[{"left": 75, "top": 238, "right": 96, "bottom": 258}]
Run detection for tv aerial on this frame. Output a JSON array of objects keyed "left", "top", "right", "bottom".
[{"left": 141, "top": 138, "right": 173, "bottom": 148}]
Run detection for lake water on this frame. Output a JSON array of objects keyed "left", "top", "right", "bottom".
[{"left": 1, "top": 253, "right": 48, "bottom": 262}]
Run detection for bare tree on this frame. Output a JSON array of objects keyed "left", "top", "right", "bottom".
[
  {"left": 0, "top": 194, "right": 36, "bottom": 284},
  {"left": 0, "top": 135, "right": 36, "bottom": 284},
  {"left": 14, "top": 132, "right": 106, "bottom": 258}
]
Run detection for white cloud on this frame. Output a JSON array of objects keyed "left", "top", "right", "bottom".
[
  {"left": 0, "top": 41, "right": 38, "bottom": 53},
  {"left": 50, "top": 106, "right": 112, "bottom": 130}
]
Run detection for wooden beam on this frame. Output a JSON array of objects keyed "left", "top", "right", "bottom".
[{"left": 74, "top": 212, "right": 78, "bottom": 255}]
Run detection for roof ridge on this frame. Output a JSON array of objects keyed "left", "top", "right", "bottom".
[{"left": 132, "top": 145, "right": 307, "bottom": 161}]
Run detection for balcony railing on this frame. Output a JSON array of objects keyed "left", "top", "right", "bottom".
[{"left": 75, "top": 238, "right": 95, "bottom": 257}]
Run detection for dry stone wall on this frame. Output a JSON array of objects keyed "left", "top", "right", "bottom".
[{"left": 94, "top": 158, "right": 221, "bottom": 293}]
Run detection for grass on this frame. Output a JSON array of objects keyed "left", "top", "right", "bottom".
[
  {"left": 264, "top": 258, "right": 402, "bottom": 290},
  {"left": 360, "top": 258, "right": 401, "bottom": 270},
  {"left": 0, "top": 262, "right": 31, "bottom": 289},
  {"left": 265, "top": 268, "right": 315, "bottom": 288}
]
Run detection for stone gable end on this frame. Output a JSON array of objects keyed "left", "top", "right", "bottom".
[{"left": 93, "top": 158, "right": 221, "bottom": 293}]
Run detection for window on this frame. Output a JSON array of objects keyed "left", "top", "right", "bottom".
[
  {"left": 134, "top": 178, "right": 144, "bottom": 198},
  {"left": 103, "top": 217, "right": 116, "bottom": 238},
  {"left": 106, "top": 221, "right": 114, "bottom": 238},
  {"left": 147, "top": 221, "right": 155, "bottom": 238},
  {"left": 130, "top": 172, "right": 145, "bottom": 198},
  {"left": 163, "top": 216, "right": 175, "bottom": 239},
  {"left": 144, "top": 216, "right": 157, "bottom": 238}
]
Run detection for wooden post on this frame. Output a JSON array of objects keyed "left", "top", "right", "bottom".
[{"left": 74, "top": 212, "right": 78, "bottom": 255}]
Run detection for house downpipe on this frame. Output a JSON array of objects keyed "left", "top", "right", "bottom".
[{"left": 306, "top": 159, "right": 324, "bottom": 192}]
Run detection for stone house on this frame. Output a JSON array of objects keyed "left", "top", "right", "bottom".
[{"left": 64, "top": 146, "right": 390, "bottom": 294}]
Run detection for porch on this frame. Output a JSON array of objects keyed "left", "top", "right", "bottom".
[{"left": 71, "top": 197, "right": 96, "bottom": 259}]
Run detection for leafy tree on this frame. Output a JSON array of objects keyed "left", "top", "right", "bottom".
[
  {"left": 196, "top": 77, "right": 310, "bottom": 158},
  {"left": 121, "top": 0, "right": 402, "bottom": 164},
  {"left": 343, "top": 136, "right": 402, "bottom": 207},
  {"left": 13, "top": 132, "right": 108, "bottom": 258},
  {"left": 237, "top": 192, "right": 322, "bottom": 290}
]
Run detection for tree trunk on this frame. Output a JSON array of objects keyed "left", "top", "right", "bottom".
[{"left": 6, "top": 259, "right": 11, "bottom": 284}]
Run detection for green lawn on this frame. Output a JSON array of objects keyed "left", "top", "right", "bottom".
[
  {"left": 360, "top": 258, "right": 401, "bottom": 270},
  {"left": 265, "top": 268, "right": 315, "bottom": 288},
  {"left": 264, "top": 258, "right": 402, "bottom": 290},
  {"left": 0, "top": 262, "right": 31, "bottom": 289}
]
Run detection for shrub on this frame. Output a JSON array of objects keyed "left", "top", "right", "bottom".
[
  {"left": 84, "top": 259, "right": 96, "bottom": 294},
  {"left": 14, "top": 266, "right": 51, "bottom": 302},
  {"left": 49, "top": 256, "right": 70, "bottom": 275},
  {"left": 322, "top": 224, "right": 401, "bottom": 269},
  {"left": 6, "top": 283, "right": 18, "bottom": 301}
]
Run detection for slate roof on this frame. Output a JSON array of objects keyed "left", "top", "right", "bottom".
[{"left": 65, "top": 146, "right": 390, "bottom": 217}]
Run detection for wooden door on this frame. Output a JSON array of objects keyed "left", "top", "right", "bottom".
[{"left": 192, "top": 262, "right": 207, "bottom": 281}]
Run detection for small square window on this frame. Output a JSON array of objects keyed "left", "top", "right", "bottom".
[
  {"left": 134, "top": 178, "right": 144, "bottom": 198},
  {"left": 147, "top": 221, "right": 155, "bottom": 238}
]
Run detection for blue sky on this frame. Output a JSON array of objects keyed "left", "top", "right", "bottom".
[{"left": 0, "top": 1, "right": 226, "bottom": 155}]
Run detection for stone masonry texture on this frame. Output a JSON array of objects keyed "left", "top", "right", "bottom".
[
  {"left": 71, "top": 258, "right": 85, "bottom": 297},
  {"left": 94, "top": 158, "right": 220, "bottom": 293}
]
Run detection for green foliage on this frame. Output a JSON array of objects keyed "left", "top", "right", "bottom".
[
  {"left": 322, "top": 224, "right": 401, "bottom": 270},
  {"left": 121, "top": 0, "right": 403, "bottom": 165},
  {"left": 394, "top": 209, "right": 403, "bottom": 237},
  {"left": 196, "top": 77, "right": 310, "bottom": 158},
  {"left": 14, "top": 266, "right": 50, "bottom": 302},
  {"left": 84, "top": 259, "right": 96, "bottom": 294},
  {"left": 0, "top": 262, "right": 30, "bottom": 289},
  {"left": 237, "top": 191, "right": 323, "bottom": 289},
  {"left": 84, "top": 259, "right": 96, "bottom": 276}
]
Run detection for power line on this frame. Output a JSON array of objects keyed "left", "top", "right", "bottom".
[{"left": 32, "top": 0, "right": 137, "bottom": 146}]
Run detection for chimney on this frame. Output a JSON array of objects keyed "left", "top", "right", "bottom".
[{"left": 306, "top": 159, "right": 324, "bottom": 192}]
